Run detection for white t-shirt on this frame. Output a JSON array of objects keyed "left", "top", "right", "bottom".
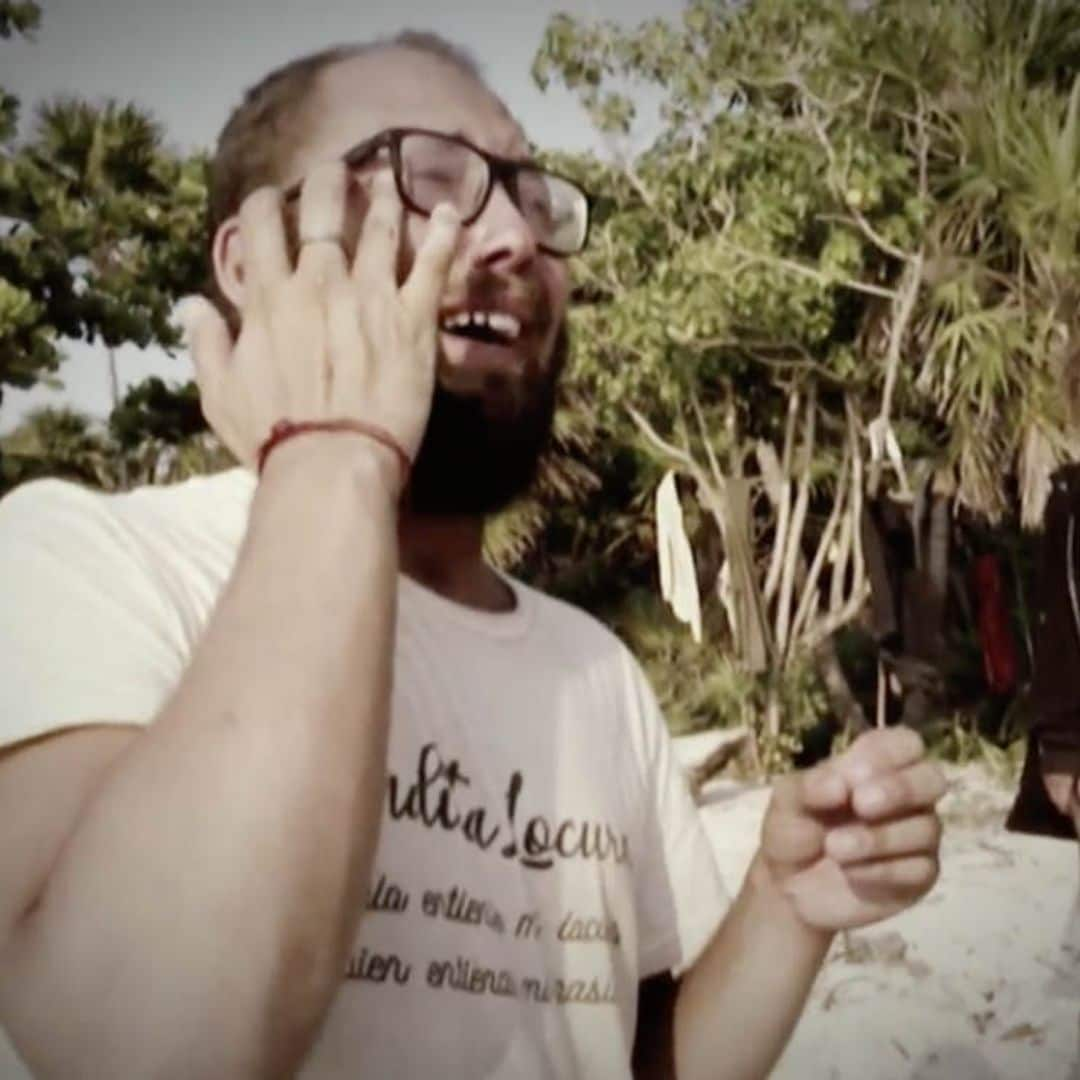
[{"left": 0, "top": 468, "right": 728, "bottom": 1079}]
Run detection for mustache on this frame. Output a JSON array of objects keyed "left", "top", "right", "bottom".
[{"left": 405, "top": 251, "right": 555, "bottom": 343}]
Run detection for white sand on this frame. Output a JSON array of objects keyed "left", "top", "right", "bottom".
[{"left": 685, "top": 747, "right": 1080, "bottom": 1080}]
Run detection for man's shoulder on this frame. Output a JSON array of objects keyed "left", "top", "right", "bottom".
[
  {"left": 0, "top": 475, "right": 122, "bottom": 557},
  {"left": 513, "top": 579, "right": 638, "bottom": 668},
  {"left": 0, "top": 468, "right": 254, "bottom": 546},
  {"left": 0, "top": 469, "right": 255, "bottom": 610}
]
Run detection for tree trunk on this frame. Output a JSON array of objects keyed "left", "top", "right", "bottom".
[
  {"left": 813, "top": 635, "right": 869, "bottom": 737},
  {"left": 107, "top": 347, "right": 129, "bottom": 491}
]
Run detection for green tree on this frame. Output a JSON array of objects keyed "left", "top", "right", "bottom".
[
  {"left": 0, "top": 405, "right": 114, "bottom": 490},
  {"left": 533, "top": 0, "right": 1080, "bottom": 765},
  {"left": 1, "top": 2, "right": 218, "bottom": 490},
  {"left": 0, "top": 91, "right": 208, "bottom": 398}
]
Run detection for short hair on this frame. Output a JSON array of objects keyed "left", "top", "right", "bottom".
[
  {"left": 208, "top": 32, "right": 485, "bottom": 235},
  {"left": 204, "top": 32, "right": 488, "bottom": 317}
]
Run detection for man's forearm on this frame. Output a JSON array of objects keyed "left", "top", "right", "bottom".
[
  {"left": 2, "top": 439, "right": 399, "bottom": 1077},
  {"left": 674, "top": 853, "right": 833, "bottom": 1080}
]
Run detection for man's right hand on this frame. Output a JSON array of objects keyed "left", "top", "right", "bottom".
[
  {"left": 180, "top": 162, "right": 461, "bottom": 484},
  {"left": 1, "top": 168, "right": 446, "bottom": 1077}
]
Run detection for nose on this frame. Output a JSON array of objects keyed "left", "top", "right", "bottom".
[{"left": 471, "top": 179, "right": 538, "bottom": 272}]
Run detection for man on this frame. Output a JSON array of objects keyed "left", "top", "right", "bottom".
[
  {"left": 1008, "top": 464, "right": 1080, "bottom": 842},
  {"left": 0, "top": 33, "right": 945, "bottom": 1078},
  {"left": 1007, "top": 465, "right": 1080, "bottom": 1007}
]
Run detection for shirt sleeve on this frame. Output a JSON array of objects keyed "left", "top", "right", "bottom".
[
  {"left": 0, "top": 478, "right": 187, "bottom": 750},
  {"left": 622, "top": 647, "right": 730, "bottom": 978}
]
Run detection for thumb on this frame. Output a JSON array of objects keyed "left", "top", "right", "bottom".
[
  {"left": 175, "top": 295, "right": 232, "bottom": 373},
  {"left": 178, "top": 295, "right": 231, "bottom": 384},
  {"left": 175, "top": 295, "right": 234, "bottom": 438}
]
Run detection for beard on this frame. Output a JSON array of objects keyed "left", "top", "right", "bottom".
[{"left": 405, "top": 322, "right": 568, "bottom": 517}]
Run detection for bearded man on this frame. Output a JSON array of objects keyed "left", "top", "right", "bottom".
[{"left": 0, "top": 33, "right": 945, "bottom": 1079}]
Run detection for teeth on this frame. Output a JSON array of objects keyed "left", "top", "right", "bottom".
[
  {"left": 488, "top": 312, "right": 521, "bottom": 340},
  {"left": 439, "top": 310, "right": 522, "bottom": 341}
]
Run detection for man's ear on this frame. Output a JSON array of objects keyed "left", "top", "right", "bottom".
[{"left": 212, "top": 217, "right": 246, "bottom": 309}]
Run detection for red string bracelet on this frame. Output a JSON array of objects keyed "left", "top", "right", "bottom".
[{"left": 256, "top": 418, "right": 412, "bottom": 485}]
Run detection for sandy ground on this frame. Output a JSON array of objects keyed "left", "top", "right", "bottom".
[{"left": 681, "top": 735, "right": 1080, "bottom": 1080}]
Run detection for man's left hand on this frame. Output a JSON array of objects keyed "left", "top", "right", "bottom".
[{"left": 758, "top": 726, "right": 946, "bottom": 931}]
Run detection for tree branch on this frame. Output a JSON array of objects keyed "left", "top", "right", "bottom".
[
  {"left": 716, "top": 243, "right": 900, "bottom": 301},
  {"left": 791, "top": 440, "right": 851, "bottom": 645},
  {"left": 776, "top": 385, "right": 817, "bottom": 658}
]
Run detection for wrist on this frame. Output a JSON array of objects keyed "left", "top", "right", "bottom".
[
  {"left": 240, "top": 430, "right": 401, "bottom": 597},
  {"left": 259, "top": 429, "right": 404, "bottom": 500},
  {"left": 746, "top": 851, "right": 836, "bottom": 949}
]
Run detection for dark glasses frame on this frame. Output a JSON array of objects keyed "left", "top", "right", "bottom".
[{"left": 283, "top": 126, "right": 592, "bottom": 257}]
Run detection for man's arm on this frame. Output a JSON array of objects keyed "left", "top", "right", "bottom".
[
  {"left": 0, "top": 442, "right": 399, "bottom": 1078},
  {"left": 672, "top": 857, "right": 831, "bottom": 1079},
  {"left": 672, "top": 728, "right": 944, "bottom": 1080},
  {"left": 0, "top": 164, "right": 460, "bottom": 1077}
]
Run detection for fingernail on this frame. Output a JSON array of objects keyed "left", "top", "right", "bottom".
[
  {"left": 848, "top": 758, "right": 875, "bottom": 784},
  {"left": 829, "top": 829, "right": 863, "bottom": 858}
]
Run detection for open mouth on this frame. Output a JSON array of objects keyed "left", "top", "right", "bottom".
[{"left": 439, "top": 310, "right": 524, "bottom": 348}]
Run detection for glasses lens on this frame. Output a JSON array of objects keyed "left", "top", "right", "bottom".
[
  {"left": 515, "top": 168, "right": 588, "bottom": 254},
  {"left": 399, "top": 132, "right": 487, "bottom": 218}
]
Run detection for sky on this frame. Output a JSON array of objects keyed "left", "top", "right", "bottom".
[{"left": 0, "top": 0, "right": 686, "bottom": 433}]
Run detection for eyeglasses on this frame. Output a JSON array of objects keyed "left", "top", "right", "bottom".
[{"left": 284, "top": 127, "right": 591, "bottom": 257}]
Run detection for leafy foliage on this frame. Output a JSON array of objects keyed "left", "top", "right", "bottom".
[
  {"left": 532, "top": 0, "right": 1080, "bottom": 766},
  {"left": 3, "top": 2, "right": 1078, "bottom": 772},
  {"left": 0, "top": 94, "right": 208, "bottom": 396},
  {"left": 0, "top": 4, "right": 217, "bottom": 484}
]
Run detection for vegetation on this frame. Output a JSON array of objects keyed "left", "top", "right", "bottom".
[
  {"left": 4, "top": 0, "right": 1078, "bottom": 772},
  {"left": 529, "top": 0, "right": 1080, "bottom": 769}
]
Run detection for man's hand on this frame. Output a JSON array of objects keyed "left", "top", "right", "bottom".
[
  {"left": 180, "top": 162, "right": 461, "bottom": 481},
  {"left": 758, "top": 726, "right": 946, "bottom": 931},
  {"left": 1040, "top": 744, "right": 1080, "bottom": 820}
]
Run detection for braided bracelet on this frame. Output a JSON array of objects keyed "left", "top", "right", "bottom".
[{"left": 256, "top": 418, "right": 412, "bottom": 485}]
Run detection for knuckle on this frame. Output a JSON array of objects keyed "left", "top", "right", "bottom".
[
  {"left": 865, "top": 726, "right": 892, "bottom": 749},
  {"left": 900, "top": 726, "right": 926, "bottom": 758},
  {"left": 760, "top": 805, "right": 786, "bottom": 846},
  {"left": 241, "top": 185, "right": 281, "bottom": 221},
  {"left": 771, "top": 775, "right": 795, "bottom": 804},
  {"left": 847, "top": 829, "right": 876, "bottom": 861},
  {"left": 893, "top": 773, "right": 914, "bottom": 804},
  {"left": 877, "top": 861, "right": 902, "bottom": 886},
  {"left": 366, "top": 208, "right": 399, "bottom": 240}
]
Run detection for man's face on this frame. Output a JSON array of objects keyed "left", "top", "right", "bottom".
[{"left": 278, "top": 49, "right": 572, "bottom": 515}]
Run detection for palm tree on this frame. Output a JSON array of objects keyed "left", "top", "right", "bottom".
[{"left": 0, "top": 406, "right": 115, "bottom": 493}]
